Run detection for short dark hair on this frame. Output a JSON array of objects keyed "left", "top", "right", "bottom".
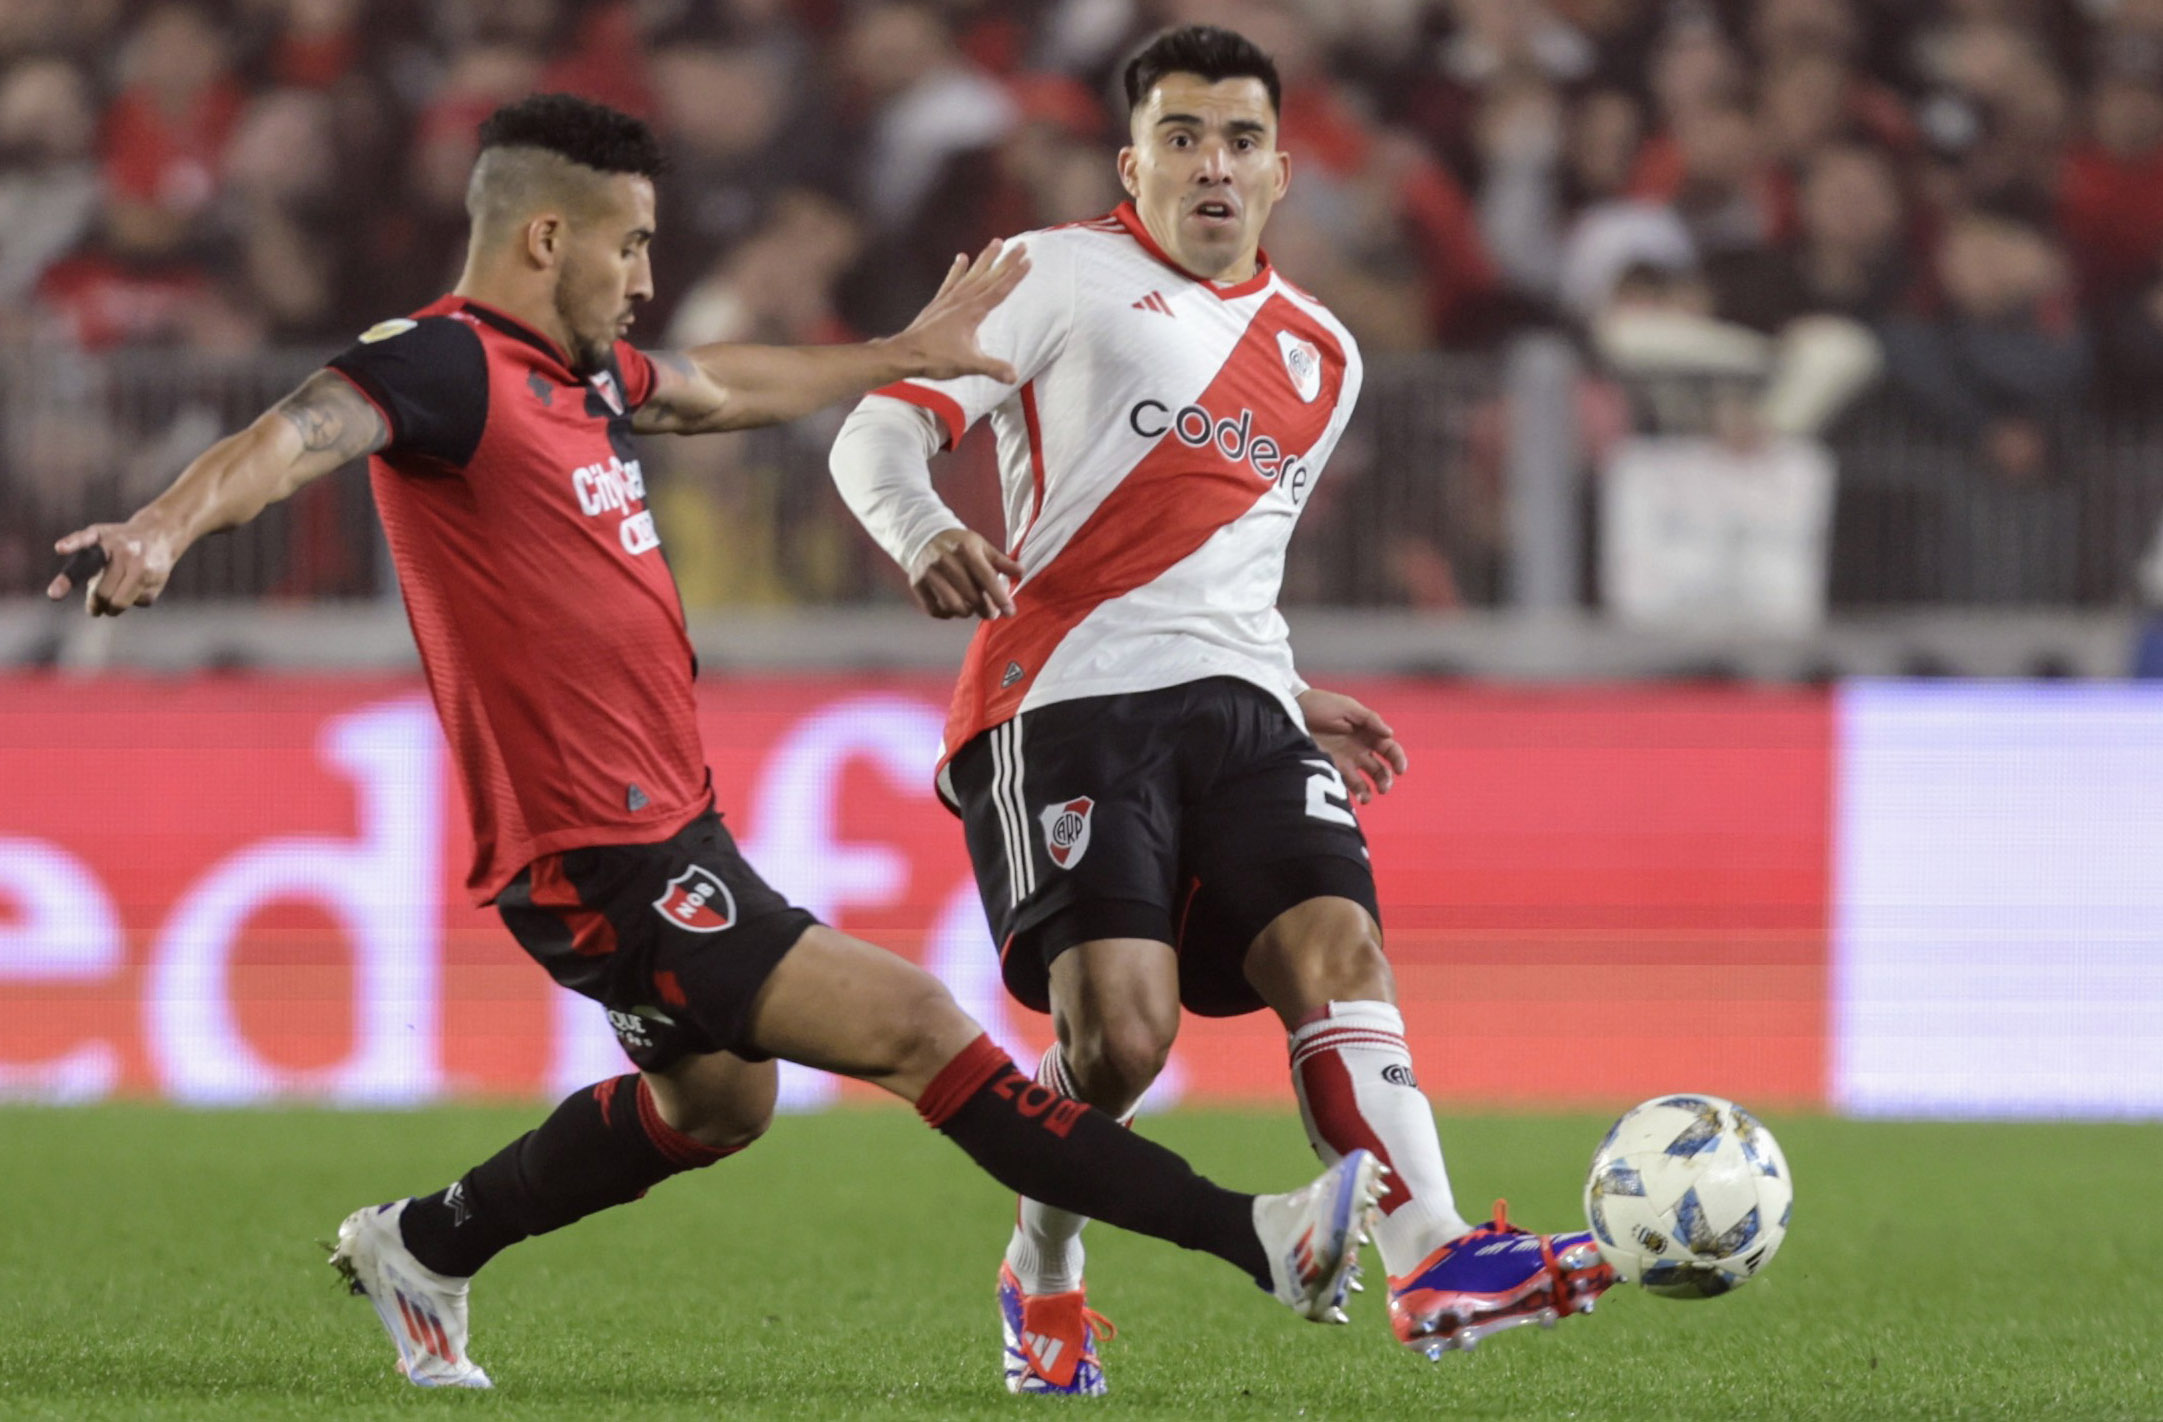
[
  {"left": 477, "top": 93, "right": 666, "bottom": 178},
  {"left": 1121, "top": 25, "right": 1280, "bottom": 118}
]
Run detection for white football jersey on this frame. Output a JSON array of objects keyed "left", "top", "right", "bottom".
[{"left": 868, "top": 203, "right": 1363, "bottom": 758}]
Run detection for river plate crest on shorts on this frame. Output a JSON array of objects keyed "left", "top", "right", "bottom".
[
  {"left": 653, "top": 864, "right": 737, "bottom": 932},
  {"left": 1040, "top": 797, "right": 1094, "bottom": 869}
]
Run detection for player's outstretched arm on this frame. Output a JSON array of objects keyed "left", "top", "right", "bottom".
[
  {"left": 46, "top": 370, "right": 387, "bottom": 615},
  {"left": 632, "top": 240, "right": 1028, "bottom": 436}
]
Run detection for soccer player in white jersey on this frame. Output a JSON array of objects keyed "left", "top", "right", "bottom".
[{"left": 831, "top": 26, "right": 1613, "bottom": 1391}]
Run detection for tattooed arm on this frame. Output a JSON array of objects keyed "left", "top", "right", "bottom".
[{"left": 47, "top": 369, "right": 388, "bottom": 615}]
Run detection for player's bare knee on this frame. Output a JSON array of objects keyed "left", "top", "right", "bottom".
[
  {"left": 674, "top": 1092, "right": 773, "bottom": 1152},
  {"left": 1313, "top": 921, "right": 1392, "bottom": 999},
  {"left": 1049, "top": 940, "right": 1180, "bottom": 1110},
  {"left": 674, "top": 1111, "right": 767, "bottom": 1153},
  {"left": 646, "top": 1055, "right": 777, "bottom": 1151},
  {"left": 1065, "top": 1016, "right": 1175, "bottom": 1112},
  {"left": 1247, "top": 898, "right": 1394, "bottom": 1020}
]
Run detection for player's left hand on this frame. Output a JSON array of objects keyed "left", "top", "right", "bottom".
[
  {"left": 1298, "top": 687, "right": 1408, "bottom": 804},
  {"left": 892, "top": 240, "right": 1031, "bottom": 384}
]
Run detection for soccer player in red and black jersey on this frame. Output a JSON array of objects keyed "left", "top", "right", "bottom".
[{"left": 46, "top": 94, "right": 1382, "bottom": 1389}]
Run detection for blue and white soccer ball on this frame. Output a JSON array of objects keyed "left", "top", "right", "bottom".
[{"left": 1583, "top": 1094, "right": 1792, "bottom": 1300}]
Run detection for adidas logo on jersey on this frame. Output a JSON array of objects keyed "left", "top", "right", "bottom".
[{"left": 1131, "top": 291, "right": 1174, "bottom": 317}]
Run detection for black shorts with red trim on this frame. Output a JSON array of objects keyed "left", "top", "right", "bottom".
[
  {"left": 496, "top": 809, "right": 818, "bottom": 1069},
  {"left": 945, "top": 676, "right": 1380, "bottom": 1018}
]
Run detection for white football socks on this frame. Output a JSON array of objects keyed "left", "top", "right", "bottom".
[
  {"left": 1003, "top": 1043, "right": 1128, "bottom": 1295},
  {"left": 1288, "top": 1000, "right": 1470, "bottom": 1277},
  {"left": 1008, "top": 1004, "right": 1470, "bottom": 1291}
]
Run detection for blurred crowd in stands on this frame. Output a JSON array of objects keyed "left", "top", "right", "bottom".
[{"left": 4, "top": 0, "right": 2163, "bottom": 608}]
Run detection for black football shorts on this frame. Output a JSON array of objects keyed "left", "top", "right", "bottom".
[
  {"left": 496, "top": 808, "right": 818, "bottom": 1069},
  {"left": 945, "top": 676, "right": 1380, "bottom": 1018}
]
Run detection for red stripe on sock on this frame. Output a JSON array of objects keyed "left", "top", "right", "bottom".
[
  {"left": 1289, "top": 1030, "right": 1410, "bottom": 1051},
  {"left": 1298, "top": 1050, "right": 1410, "bottom": 1216},
  {"left": 916, "top": 1033, "right": 1011, "bottom": 1128},
  {"left": 1290, "top": 1030, "right": 1408, "bottom": 1069},
  {"left": 1290, "top": 1025, "right": 1407, "bottom": 1046},
  {"left": 1292, "top": 1028, "right": 1407, "bottom": 1052},
  {"left": 633, "top": 1077, "right": 736, "bottom": 1170},
  {"left": 1292, "top": 1024, "right": 1404, "bottom": 1044}
]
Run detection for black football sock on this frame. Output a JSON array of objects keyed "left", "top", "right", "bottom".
[
  {"left": 397, "top": 1075, "right": 736, "bottom": 1278},
  {"left": 916, "top": 1035, "right": 1271, "bottom": 1289}
]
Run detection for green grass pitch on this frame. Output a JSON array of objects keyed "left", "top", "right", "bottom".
[{"left": 1, "top": 1105, "right": 2158, "bottom": 1419}]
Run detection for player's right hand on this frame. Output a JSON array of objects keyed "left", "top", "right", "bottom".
[
  {"left": 909, "top": 528, "right": 1022, "bottom": 620},
  {"left": 893, "top": 240, "right": 1030, "bottom": 385},
  {"left": 47, "top": 521, "right": 179, "bottom": 616}
]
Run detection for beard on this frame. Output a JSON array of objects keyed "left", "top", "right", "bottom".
[{"left": 552, "top": 271, "right": 616, "bottom": 377}]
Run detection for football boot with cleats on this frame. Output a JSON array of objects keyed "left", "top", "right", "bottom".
[
  {"left": 1387, "top": 1198, "right": 1613, "bottom": 1357},
  {"left": 1253, "top": 1150, "right": 1387, "bottom": 1324},
  {"left": 329, "top": 1200, "right": 492, "bottom": 1389},
  {"left": 998, "top": 1262, "right": 1115, "bottom": 1395}
]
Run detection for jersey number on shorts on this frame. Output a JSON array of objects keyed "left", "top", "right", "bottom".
[{"left": 1301, "top": 759, "right": 1357, "bottom": 827}]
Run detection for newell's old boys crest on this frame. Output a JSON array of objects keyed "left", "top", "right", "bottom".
[
  {"left": 652, "top": 865, "right": 736, "bottom": 932},
  {"left": 1039, "top": 797, "right": 1094, "bottom": 869},
  {"left": 1277, "top": 330, "right": 1322, "bottom": 403},
  {"left": 588, "top": 369, "right": 624, "bottom": 416}
]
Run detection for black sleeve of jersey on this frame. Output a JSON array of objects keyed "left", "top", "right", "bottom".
[{"left": 326, "top": 317, "right": 489, "bottom": 468}]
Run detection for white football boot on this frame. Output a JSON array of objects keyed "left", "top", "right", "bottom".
[
  {"left": 329, "top": 1200, "right": 493, "bottom": 1389},
  {"left": 1252, "top": 1150, "right": 1387, "bottom": 1323}
]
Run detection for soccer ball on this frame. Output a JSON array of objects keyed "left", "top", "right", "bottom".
[{"left": 1583, "top": 1094, "right": 1792, "bottom": 1299}]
